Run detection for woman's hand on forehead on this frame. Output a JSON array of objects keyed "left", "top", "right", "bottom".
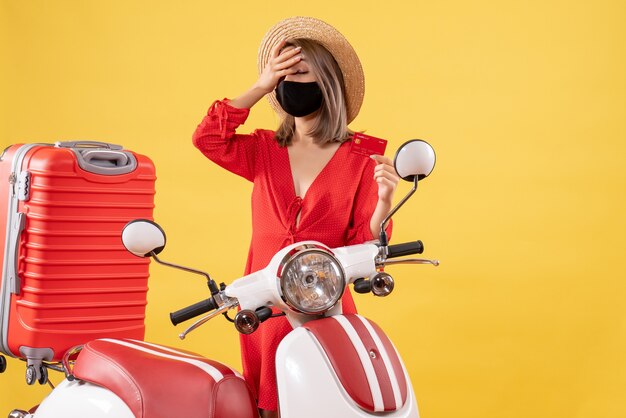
[
  {"left": 253, "top": 39, "right": 304, "bottom": 94},
  {"left": 280, "top": 44, "right": 298, "bottom": 54},
  {"left": 279, "top": 43, "right": 316, "bottom": 82}
]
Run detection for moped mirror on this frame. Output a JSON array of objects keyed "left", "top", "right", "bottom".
[
  {"left": 122, "top": 219, "right": 220, "bottom": 296},
  {"left": 379, "top": 139, "right": 436, "bottom": 253},
  {"left": 121, "top": 219, "right": 166, "bottom": 257},
  {"left": 394, "top": 139, "right": 436, "bottom": 182}
]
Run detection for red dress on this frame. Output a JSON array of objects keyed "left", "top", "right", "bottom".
[{"left": 192, "top": 99, "right": 391, "bottom": 411}]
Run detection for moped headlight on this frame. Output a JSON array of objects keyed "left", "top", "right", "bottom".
[{"left": 278, "top": 245, "right": 345, "bottom": 315}]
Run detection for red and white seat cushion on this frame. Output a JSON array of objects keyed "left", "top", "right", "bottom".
[
  {"left": 303, "top": 314, "right": 409, "bottom": 412},
  {"left": 72, "top": 339, "right": 258, "bottom": 418}
]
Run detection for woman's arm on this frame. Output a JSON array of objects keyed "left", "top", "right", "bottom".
[
  {"left": 369, "top": 155, "right": 399, "bottom": 239},
  {"left": 192, "top": 100, "right": 258, "bottom": 180},
  {"left": 192, "top": 41, "right": 304, "bottom": 180},
  {"left": 346, "top": 156, "right": 397, "bottom": 245}
]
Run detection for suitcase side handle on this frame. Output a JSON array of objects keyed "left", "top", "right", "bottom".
[
  {"left": 8, "top": 213, "right": 26, "bottom": 295},
  {"left": 55, "top": 141, "right": 123, "bottom": 150}
]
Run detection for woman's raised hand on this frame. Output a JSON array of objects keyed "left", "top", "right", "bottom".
[
  {"left": 371, "top": 155, "right": 400, "bottom": 204},
  {"left": 368, "top": 154, "right": 400, "bottom": 239},
  {"left": 229, "top": 40, "right": 302, "bottom": 109},
  {"left": 254, "top": 39, "right": 302, "bottom": 94}
]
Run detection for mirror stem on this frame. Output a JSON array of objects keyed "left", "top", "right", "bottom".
[
  {"left": 151, "top": 252, "right": 220, "bottom": 295},
  {"left": 379, "top": 176, "right": 419, "bottom": 252}
]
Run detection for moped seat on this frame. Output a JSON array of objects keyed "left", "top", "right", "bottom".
[{"left": 72, "top": 338, "right": 258, "bottom": 418}]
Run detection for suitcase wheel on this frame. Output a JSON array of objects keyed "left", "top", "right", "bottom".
[
  {"left": 25, "top": 365, "right": 37, "bottom": 385},
  {"left": 26, "top": 365, "right": 37, "bottom": 385},
  {"left": 0, "top": 355, "right": 6, "bottom": 373},
  {"left": 38, "top": 366, "right": 48, "bottom": 385},
  {"left": 25, "top": 361, "right": 49, "bottom": 385}
]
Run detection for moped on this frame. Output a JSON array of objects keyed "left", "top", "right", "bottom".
[{"left": 9, "top": 139, "right": 438, "bottom": 418}]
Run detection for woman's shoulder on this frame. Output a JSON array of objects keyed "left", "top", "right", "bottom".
[
  {"left": 245, "top": 129, "right": 285, "bottom": 157},
  {"left": 250, "top": 129, "right": 279, "bottom": 146},
  {"left": 252, "top": 128, "right": 276, "bottom": 138}
]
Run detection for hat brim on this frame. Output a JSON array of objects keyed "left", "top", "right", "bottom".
[{"left": 258, "top": 16, "right": 365, "bottom": 124}]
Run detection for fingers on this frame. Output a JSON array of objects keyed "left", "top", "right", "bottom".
[
  {"left": 376, "top": 177, "right": 397, "bottom": 203},
  {"left": 273, "top": 68, "right": 299, "bottom": 79},
  {"left": 271, "top": 39, "right": 301, "bottom": 59},
  {"left": 371, "top": 154, "right": 398, "bottom": 202},
  {"left": 274, "top": 54, "right": 302, "bottom": 71},
  {"left": 376, "top": 177, "right": 397, "bottom": 189},
  {"left": 374, "top": 168, "right": 399, "bottom": 183},
  {"left": 370, "top": 154, "right": 393, "bottom": 165},
  {"left": 372, "top": 154, "right": 399, "bottom": 193},
  {"left": 267, "top": 45, "right": 302, "bottom": 75},
  {"left": 372, "top": 155, "right": 399, "bottom": 177},
  {"left": 274, "top": 45, "right": 301, "bottom": 65},
  {"left": 270, "top": 39, "right": 287, "bottom": 59},
  {"left": 258, "top": 43, "right": 302, "bottom": 92},
  {"left": 278, "top": 45, "right": 302, "bottom": 59},
  {"left": 374, "top": 163, "right": 396, "bottom": 175},
  {"left": 374, "top": 171, "right": 399, "bottom": 195},
  {"left": 273, "top": 55, "right": 301, "bottom": 74}
]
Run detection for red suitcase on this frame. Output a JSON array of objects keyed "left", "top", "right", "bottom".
[{"left": 0, "top": 141, "right": 155, "bottom": 382}]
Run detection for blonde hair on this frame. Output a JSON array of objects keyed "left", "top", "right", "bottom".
[{"left": 275, "top": 39, "right": 353, "bottom": 147}]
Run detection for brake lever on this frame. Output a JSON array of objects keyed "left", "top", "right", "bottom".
[
  {"left": 378, "top": 258, "right": 440, "bottom": 267},
  {"left": 178, "top": 299, "right": 239, "bottom": 340}
]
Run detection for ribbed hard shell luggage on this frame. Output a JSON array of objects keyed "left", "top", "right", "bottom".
[{"left": 0, "top": 141, "right": 155, "bottom": 380}]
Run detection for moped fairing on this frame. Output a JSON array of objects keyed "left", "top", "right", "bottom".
[{"left": 277, "top": 314, "right": 420, "bottom": 418}]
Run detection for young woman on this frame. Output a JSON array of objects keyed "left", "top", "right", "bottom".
[{"left": 192, "top": 16, "right": 399, "bottom": 417}]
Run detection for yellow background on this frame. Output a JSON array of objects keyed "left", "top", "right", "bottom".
[{"left": 1, "top": 0, "right": 625, "bottom": 417}]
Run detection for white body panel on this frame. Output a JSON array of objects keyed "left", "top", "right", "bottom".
[
  {"left": 276, "top": 326, "right": 420, "bottom": 418},
  {"left": 333, "top": 243, "right": 380, "bottom": 280},
  {"left": 225, "top": 241, "right": 381, "bottom": 329},
  {"left": 34, "top": 379, "right": 133, "bottom": 418},
  {"left": 225, "top": 269, "right": 274, "bottom": 311},
  {"left": 225, "top": 242, "right": 380, "bottom": 311},
  {"left": 31, "top": 241, "right": 418, "bottom": 418}
]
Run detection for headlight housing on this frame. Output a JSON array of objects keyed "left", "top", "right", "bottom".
[{"left": 278, "top": 244, "right": 346, "bottom": 314}]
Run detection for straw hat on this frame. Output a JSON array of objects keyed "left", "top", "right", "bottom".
[{"left": 258, "top": 16, "right": 365, "bottom": 124}]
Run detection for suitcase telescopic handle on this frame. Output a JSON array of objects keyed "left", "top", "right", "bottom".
[{"left": 55, "top": 141, "right": 123, "bottom": 150}]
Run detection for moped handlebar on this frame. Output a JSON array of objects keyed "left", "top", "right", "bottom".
[
  {"left": 170, "top": 297, "right": 218, "bottom": 326},
  {"left": 387, "top": 240, "right": 424, "bottom": 258}
]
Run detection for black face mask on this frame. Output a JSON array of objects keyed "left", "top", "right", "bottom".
[{"left": 275, "top": 80, "right": 323, "bottom": 117}]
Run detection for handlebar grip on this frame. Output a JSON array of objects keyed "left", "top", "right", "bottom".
[
  {"left": 387, "top": 240, "right": 424, "bottom": 258},
  {"left": 170, "top": 298, "right": 217, "bottom": 325}
]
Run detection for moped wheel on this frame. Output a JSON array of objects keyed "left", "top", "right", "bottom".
[{"left": 0, "top": 355, "right": 6, "bottom": 373}]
